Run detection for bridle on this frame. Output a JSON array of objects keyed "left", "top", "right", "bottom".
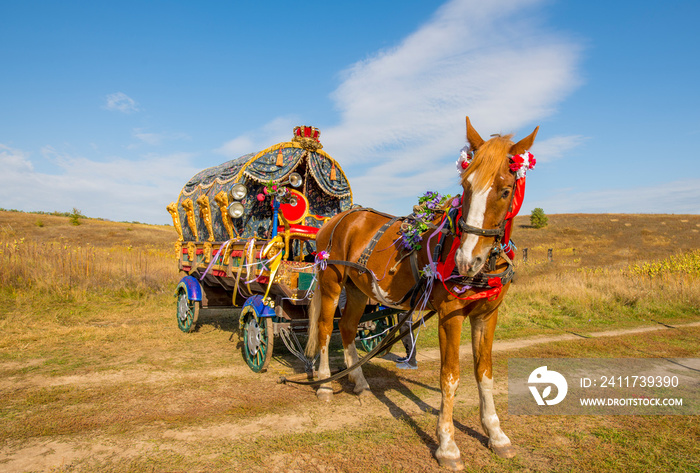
[
  {"left": 457, "top": 170, "right": 517, "bottom": 245},
  {"left": 440, "top": 174, "right": 519, "bottom": 289},
  {"left": 458, "top": 219, "right": 506, "bottom": 238}
]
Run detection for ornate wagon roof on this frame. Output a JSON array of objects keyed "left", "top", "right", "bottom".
[
  {"left": 180, "top": 135, "right": 352, "bottom": 200},
  {"left": 170, "top": 126, "right": 353, "bottom": 243}
]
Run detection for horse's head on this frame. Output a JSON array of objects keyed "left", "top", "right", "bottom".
[{"left": 454, "top": 117, "right": 539, "bottom": 277}]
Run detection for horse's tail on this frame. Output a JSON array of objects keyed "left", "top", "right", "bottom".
[{"left": 304, "top": 282, "right": 323, "bottom": 357}]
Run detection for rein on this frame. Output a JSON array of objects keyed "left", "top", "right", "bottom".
[{"left": 279, "top": 295, "right": 436, "bottom": 386}]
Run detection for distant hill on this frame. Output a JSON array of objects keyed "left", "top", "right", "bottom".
[
  {"left": 0, "top": 210, "right": 177, "bottom": 250},
  {"left": 511, "top": 213, "right": 700, "bottom": 274},
  {"left": 1, "top": 210, "right": 698, "bottom": 273}
]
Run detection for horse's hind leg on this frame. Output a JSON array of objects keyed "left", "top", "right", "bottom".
[
  {"left": 315, "top": 268, "right": 343, "bottom": 402},
  {"left": 338, "top": 281, "right": 371, "bottom": 396},
  {"left": 470, "top": 309, "right": 515, "bottom": 458}
]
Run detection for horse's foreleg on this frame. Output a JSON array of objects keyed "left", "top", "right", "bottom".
[
  {"left": 470, "top": 310, "right": 515, "bottom": 458},
  {"left": 435, "top": 313, "right": 466, "bottom": 471},
  {"left": 339, "top": 283, "right": 371, "bottom": 395}
]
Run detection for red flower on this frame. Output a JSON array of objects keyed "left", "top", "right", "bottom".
[
  {"left": 509, "top": 155, "right": 524, "bottom": 172},
  {"left": 487, "top": 277, "right": 503, "bottom": 288},
  {"left": 461, "top": 160, "right": 469, "bottom": 169},
  {"left": 528, "top": 157, "right": 536, "bottom": 169}
]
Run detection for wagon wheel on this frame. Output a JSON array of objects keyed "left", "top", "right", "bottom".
[
  {"left": 357, "top": 314, "right": 395, "bottom": 353},
  {"left": 176, "top": 288, "right": 200, "bottom": 333},
  {"left": 241, "top": 315, "right": 274, "bottom": 373}
]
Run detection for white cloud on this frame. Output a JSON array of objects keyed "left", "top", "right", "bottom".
[
  {"left": 214, "top": 0, "right": 582, "bottom": 214},
  {"left": 323, "top": 0, "right": 580, "bottom": 165},
  {"left": 7, "top": 0, "right": 586, "bottom": 224},
  {"left": 0, "top": 144, "right": 199, "bottom": 224},
  {"left": 133, "top": 130, "right": 165, "bottom": 146},
  {"left": 104, "top": 92, "right": 141, "bottom": 113},
  {"left": 530, "top": 135, "right": 587, "bottom": 163},
  {"left": 131, "top": 129, "right": 190, "bottom": 147},
  {"left": 215, "top": 135, "right": 256, "bottom": 159},
  {"left": 0, "top": 144, "right": 34, "bottom": 172},
  {"left": 215, "top": 116, "right": 301, "bottom": 158},
  {"left": 321, "top": 0, "right": 581, "bottom": 212},
  {"left": 528, "top": 179, "right": 700, "bottom": 214}
]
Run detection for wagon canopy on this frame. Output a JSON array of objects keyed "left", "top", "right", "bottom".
[{"left": 172, "top": 126, "right": 353, "bottom": 242}]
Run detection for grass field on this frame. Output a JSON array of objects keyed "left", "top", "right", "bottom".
[{"left": 0, "top": 210, "right": 698, "bottom": 472}]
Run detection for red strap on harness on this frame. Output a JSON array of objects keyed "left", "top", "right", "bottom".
[
  {"left": 501, "top": 176, "right": 526, "bottom": 259},
  {"left": 436, "top": 211, "right": 462, "bottom": 280},
  {"left": 440, "top": 275, "right": 503, "bottom": 301}
]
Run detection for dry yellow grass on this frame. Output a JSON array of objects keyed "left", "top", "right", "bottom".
[
  {"left": 487, "top": 213, "right": 700, "bottom": 339},
  {"left": 0, "top": 211, "right": 180, "bottom": 343},
  {"left": 0, "top": 211, "right": 698, "bottom": 472},
  {"left": 1, "top": 210, "right": 697, "bottom": 335},
  {"left": 511, "top": 213, "right": 700, "bottom": 273},
  {"left": 0, "top": 211, "right": 178, "bottom": 298},
  {"left": 0, "top": 210, "right": 176, "bottom": 249}
]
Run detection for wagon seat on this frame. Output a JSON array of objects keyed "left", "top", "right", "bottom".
[{"left": 278, "top": 189, "right": 330, "bottom": 261}]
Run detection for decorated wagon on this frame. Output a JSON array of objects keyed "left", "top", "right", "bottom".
[{"left": 167, "top": 126, "right": 397, "bottom": 372}]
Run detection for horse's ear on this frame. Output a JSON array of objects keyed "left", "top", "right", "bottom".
[
  {"left": 509, "top": 126, "right": 539, "bottom": 155},
  {"left": 466, "top": 116, "right": 485, "bottom": 150}
]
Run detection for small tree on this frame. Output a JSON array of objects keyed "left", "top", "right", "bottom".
[
  {"left": 530, "top": 207, "right": 548, "bottom": 229},
  {"left": 69, "top": 207, "right": 85, "bottom": 226}
]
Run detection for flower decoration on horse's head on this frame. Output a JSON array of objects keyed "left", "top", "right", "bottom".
[
  {"left": 509, "top": 151, "right": 535, "bottom": 179},
  {"left": 456, "top": 145, "right": 474, "bottom": 174}
]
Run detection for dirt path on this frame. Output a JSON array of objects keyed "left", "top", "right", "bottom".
[
  {"left": 391, "top": 320, "right": 700, "bottom": 365},
  {"left": 2, "top": 320, "right": 698, "bottom": 472}
]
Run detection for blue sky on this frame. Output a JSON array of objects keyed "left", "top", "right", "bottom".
[{"left": 1, "top": 0, "right": 699, "bottom": 224}]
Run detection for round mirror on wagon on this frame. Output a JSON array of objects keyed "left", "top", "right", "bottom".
[
  {"left": 230, "top": 183, "right": 247, "bottom": 201},
  {"left": 227, "top": 202, "right": 245, "bottom": 219},
  {"left": 288, "top": 172, "right": 303, "bottom": 188}
]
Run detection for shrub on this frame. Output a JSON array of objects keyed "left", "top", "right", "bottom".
[
  {"left": 530, "top": 207, "right": 548, "bottom": 228},
  {"left": 69, "top": 207, "right": 84, "bottom": 226}
]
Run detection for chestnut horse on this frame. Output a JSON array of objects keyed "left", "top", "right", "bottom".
[{"left": 305, "top": 117, "right": 538, "bottom": 470}]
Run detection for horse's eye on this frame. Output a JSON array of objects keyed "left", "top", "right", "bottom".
[{"left": 501, "top": 189, "right": 511, "bottom": 199}]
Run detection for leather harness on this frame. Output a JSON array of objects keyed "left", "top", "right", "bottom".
[{"left": 322, "top": 202, "right": 515, "bottom": 306}]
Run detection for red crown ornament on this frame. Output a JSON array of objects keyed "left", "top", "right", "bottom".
[
  {"left": 292, "top": 126, "right": 323, "bottom": 151},
  {"left": 293, "top": 126, "right": 321, "bottom": 141}
]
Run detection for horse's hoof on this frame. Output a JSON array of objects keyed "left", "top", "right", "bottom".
[
  {"left": 491, "top": 443, "right": 516, "bottom": 459},
  {"left": 316, "top": 387, "right": 333, "bottom": 402},
  {"left": 354, "top": 386, "right": 371, "bottom": 397},
  {"left": 436, "top": 457, "right": 465, "bottom": 471}
]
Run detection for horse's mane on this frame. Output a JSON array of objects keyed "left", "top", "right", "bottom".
[{"left": 461, "top": 135, "right": 514, "bottom": 192}]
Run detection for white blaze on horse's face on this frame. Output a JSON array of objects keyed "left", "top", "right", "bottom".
[{"left": 455, "top": 173, "right": 493, "bottom": 276}]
